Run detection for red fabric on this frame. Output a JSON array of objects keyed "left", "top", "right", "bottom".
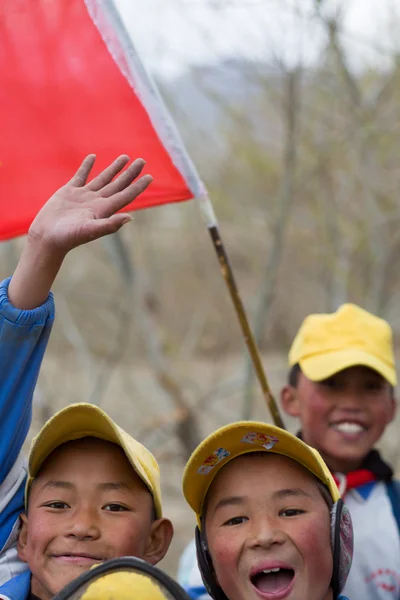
[
  {"left": 0, "top": 1, "right": 192, "bottom": 241},
  {"left": 333, "top": 469, "right": 377, "bottom": 496}
]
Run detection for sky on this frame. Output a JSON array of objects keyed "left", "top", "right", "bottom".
[{"left": 113, "top": 0, "right": 399, "bottom": 78}]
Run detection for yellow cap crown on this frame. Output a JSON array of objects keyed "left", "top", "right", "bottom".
[
  {"left": 183, "top": 421, "right": 339, "bottom": 526},
  {"left": 289, "top": 303, "right": 396, "bottom": 385},
  {"left": 26, "top": 403, "right": 162, "bottom": 518}
]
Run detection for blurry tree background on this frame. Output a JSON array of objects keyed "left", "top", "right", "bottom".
[{"left": 1, "top": 0, "right": 400, "bottom": 575}]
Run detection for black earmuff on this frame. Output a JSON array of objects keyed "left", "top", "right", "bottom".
[
  {"left": 195, "top": 499, "right": 354, "bottom": 600},
  {"left": 330, "top": 499, "right": 354, "bottom": 596},
  {"left": 195, "top": 526, "right": 228, "bottom": 600}
]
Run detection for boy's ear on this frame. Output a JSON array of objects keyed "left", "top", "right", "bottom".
[
  {"left": 144, "top": 518, "right": 174, "bottom": 565},
  {"left": 17, "top": 513, "right": 29, "bottom": 563},
  {"left": 281, "top": 385, "right": 301, "bottom": 417}
]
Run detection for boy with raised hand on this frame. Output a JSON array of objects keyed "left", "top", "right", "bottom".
[
  {"left": 182, "top": 421, "right": 353, "bottom": 600},
  {"left": 281, "top": 305, "right": 399, "bottom": 600},
  {"left": 0, "top": 154, "right": 153, "bottom": 596}
]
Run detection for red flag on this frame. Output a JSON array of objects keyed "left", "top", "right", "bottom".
[{"left": 0, "top": 1, "right": 202, "bottom": 241}]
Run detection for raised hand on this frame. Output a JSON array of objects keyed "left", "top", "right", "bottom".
[
  {"left": 28, "top": 154, "right": 152, "bottom": 253},
  {"left": 9, "top": 154, "right": 152, "bottom": 309}
]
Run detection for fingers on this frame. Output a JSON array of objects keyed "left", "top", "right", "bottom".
[
  {"left": 88, "top": 155, "right": 130, "bottom": 191},
  {"left": 97, "top": 174, "right": 153, "bottom": 218},
  {"left": 100, "top": 158, "right": 146, "bottom": 197},
  {"left": 81, "top": 213, "right": 133, "bottom": 242},
  {"left": 69, "top": 155, "right": 97, "bottom": 187}
]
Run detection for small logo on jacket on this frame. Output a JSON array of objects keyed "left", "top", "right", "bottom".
[{"left": 365, "top": 568, "right": 400, "bottom": 593}]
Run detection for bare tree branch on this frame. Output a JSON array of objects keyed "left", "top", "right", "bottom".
[{"left": 242, "top": 67, "right": 300, "bottom": 420}]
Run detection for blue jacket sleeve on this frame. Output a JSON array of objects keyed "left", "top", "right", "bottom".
[{"left": 0, "top": 276, "right": 54, "bottom": 484}]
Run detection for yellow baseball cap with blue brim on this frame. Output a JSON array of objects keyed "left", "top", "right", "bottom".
[
  {"left": 26, "top": 403, "right": 162, "bottom": 518},
  {"left": 183, "top": 421, "right": 339, "bottom": 526},
  {"left": 289, "top": 303, "right": 396, "bottom": 385}
]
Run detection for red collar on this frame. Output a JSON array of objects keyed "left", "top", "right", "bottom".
[{"left": 332, "top": 469, "right": 376, "bottom": 496}]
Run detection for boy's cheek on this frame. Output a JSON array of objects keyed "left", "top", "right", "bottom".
[
  {"left": 296, "top": 522, "right": 333, "bottom": 582},
  {"left": 299, "top": 393, "right": 331, "bottom": 426},
  {"left": 297, "top": 522, "right": 331, "bottom": 556},
  {"left": 209, "top": 533, "right": 239, "bottom": 575},
  {"left": 373, "top": 395, "right": 396, "bottom": 425},
  {"left": 109, "top": 516, "right": 151, "bottom": 558}
]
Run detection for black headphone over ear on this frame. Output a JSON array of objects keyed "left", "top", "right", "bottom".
[
  {"left": 195, "top": 498, "right": 353, "bottom": 600},
  {"left": 330, "top": 499, "right": 354, "bottom": 597},
  {"left": 195, "top": 526, "right": 229, "bottom": 600}
]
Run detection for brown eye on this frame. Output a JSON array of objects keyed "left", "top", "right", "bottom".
[
  {"left": 280, "top": 508, "right": 305, "bottom": 517},
  {"left": 365, "top": 381, "right": 384, "bottom": 391},
  {"left": 223, "top": 516, "right": 248, "bottom": 526},
  {"left": 44, "top": 501, "right": 69, "bottom": 509},
  {"left": 103, "top": 504, "right": 128, "bottom": 512},
  {"left": 321, "top": 378, "right": 343, "bottom": 389}
]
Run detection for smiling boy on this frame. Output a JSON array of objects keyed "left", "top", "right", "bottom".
[
  {"left": 182, "top": 422, "right": 353, "bottom": 600},
  {"left": 282, "top": 305, "right": 396, "bottom": 475},
  {"left": 14, "top": 403, "right": 173, "bottom": 600}
]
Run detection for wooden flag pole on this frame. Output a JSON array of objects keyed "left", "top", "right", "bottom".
[
  {"left": 103, "top": 0, "right": 285, "bottom": 428},
  {"left": 198, "top": 196, "right": 285, "bottom": 428}
]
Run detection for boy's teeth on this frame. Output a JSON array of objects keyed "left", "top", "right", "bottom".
[
  {"left": 262, "top": 568, "right": 280, "bottom": 574},
  {"left": 333, "top": 422, "right": 364, "bottom": 433}
]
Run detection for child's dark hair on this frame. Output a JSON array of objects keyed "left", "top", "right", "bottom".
[
  {"left": 288, "top": 363, "right": 302, "bottom": 387},
  {"left": 288, "top": 362, "right": 394, "bottom": 396}
]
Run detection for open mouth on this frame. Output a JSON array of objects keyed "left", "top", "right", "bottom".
[{"left": 250, "top": 567, "right": 295, "bottom": 597}]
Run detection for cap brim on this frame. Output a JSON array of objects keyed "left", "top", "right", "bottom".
[
  {"left": 300, "top": 349, "right": 397, "bottom": 385},
  {"left": 27, "top": 403, "right": 161, "bottom": 517},
  {"left": 183, "top": 421, "right": 339, "bottom": 523}
]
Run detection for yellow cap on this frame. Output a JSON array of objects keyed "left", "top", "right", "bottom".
[
  {"left": 26, "top": 403, "right": 162, "bottom": 518},
  {"left": 81, "top": 572, "right": 169, "bottom": 600},
  {"left": 289, "top": 303, "right": 396, "bottom": 385},
  {"left": 183, "top": 421, "right": 339, "bottom": 525}
]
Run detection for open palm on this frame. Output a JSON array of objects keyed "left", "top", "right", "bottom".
[{"left": 29, "top": 154, "right": 152, "bottom": 252}]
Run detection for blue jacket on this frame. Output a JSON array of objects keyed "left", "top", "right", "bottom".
[{"left": 0, "top": 277, "right": 54, "bottom": 600}]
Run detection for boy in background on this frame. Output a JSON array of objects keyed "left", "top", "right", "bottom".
[{"left": 281, "top": 305, "right": 399, "bottom": 600}]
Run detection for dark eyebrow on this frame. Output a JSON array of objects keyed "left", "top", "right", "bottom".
[
  {"left": 42, "top": 480, "right": 74, "bottom": 491},
  {"left": 96, "top": 482, "right": 133, "bottom": 492},
  {"left": 213, "top": 496, "right": 246, "bottom": 513},
  {"left": 272, "top": 488, "right": 313, "bottom": 500},
  {"left": 40, "top": 481, "right": 133, "bottom": 493},
  {"left": 213, "top": 489, "right": 312, "bottom": 513}
]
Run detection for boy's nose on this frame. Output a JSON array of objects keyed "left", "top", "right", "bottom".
[
  {"left": 337, "top": 393, "right": 364, "bottom": 411},
  {"left": 65, "top": 507, "right": 101, "bottom": 540},
  {"left": 246, "top": 518, "right": 286, "bottom": 550}
]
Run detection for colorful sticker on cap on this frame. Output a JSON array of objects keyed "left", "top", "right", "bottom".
[
  {"left": 241, "top": 432, "right": 279, "bottom": 450},
  {"left": 197, "top": 448, "right": 230, "bottom": 475}
]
